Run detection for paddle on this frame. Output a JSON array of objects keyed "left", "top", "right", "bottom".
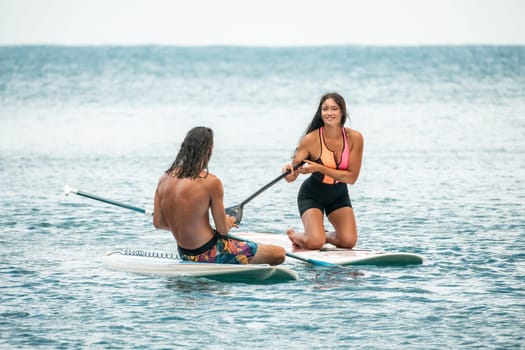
[
  {"left": 225, "top": 161, "right": 304, "bottom": 224},
  {"left": 63, "top": 182, "right": 335, "bottom": 266},
  {"left": 64, "top": 185, "right": 153, "bottom": 216},
  {"left": 284, "top": 251, "right": 336, "bottom": 267}
]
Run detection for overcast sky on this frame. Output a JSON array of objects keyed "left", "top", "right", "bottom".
[{"left": 1, "top": 0, "right": 524, "bottom": 46}]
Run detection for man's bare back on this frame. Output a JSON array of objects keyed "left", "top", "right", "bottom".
[
  {"left": 153, "top": 169, "right": 286, "bottom": 265},
  {"left": 153, "top": 170, "right": 232, "bottom": 251}
]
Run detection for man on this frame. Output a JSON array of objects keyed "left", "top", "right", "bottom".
[{"left": 153, "top": 126, "right": 285, "bottom": 265}]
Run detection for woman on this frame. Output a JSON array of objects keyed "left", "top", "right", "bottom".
[{"left": 283, "top": 93, "right": 364, "bottom": 250}]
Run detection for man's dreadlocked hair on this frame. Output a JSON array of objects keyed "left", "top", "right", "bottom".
[{"left": 166, "top": 126, "right": 214, "bottom": 179}]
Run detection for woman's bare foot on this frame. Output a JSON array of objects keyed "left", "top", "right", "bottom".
[{"left": 287, "top": 229, "right": 302, "bottom": 248}]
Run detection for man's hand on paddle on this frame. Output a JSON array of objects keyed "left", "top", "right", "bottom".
[{"left": 226, "top": 214, "right": 239, "bottom": 229}]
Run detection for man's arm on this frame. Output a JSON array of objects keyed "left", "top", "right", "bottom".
[
  {"left": 153, "top": 187, "right": 169, "bottom": 230},
  {"left": 208, "top": 176, "right": 235, "bottom": 235}
]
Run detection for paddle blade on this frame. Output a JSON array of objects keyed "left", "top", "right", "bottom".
[
  {"left": 225, "top": 205, "right": 243, "bottom": 224},
  {"left": 307, "top": 259, "right": 338, "bottom": 267}
]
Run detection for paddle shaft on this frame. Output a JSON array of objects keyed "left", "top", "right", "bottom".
[
  {"left": 285, "top": 251, "right": 337, "bottom": 267},
  {"left": 65, "top": 186, "right": 151, "bottom": 216},
  {"left": 239, "top": 161, "right": 305, "bottom": 207},
  {"left": 225, "top": 161, "right": 305, "bottom": 224}
]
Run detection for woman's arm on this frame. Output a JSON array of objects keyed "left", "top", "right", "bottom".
[{"left": 283, "top": 135, "right": 312, "bottom": 182}]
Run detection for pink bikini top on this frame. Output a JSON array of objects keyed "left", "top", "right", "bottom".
[{"left": 313, "top": 127, "right": 349, "bottom": 184}]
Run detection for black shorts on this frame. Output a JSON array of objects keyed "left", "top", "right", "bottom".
[{"left": 297, "top": 176, "right": 352, "bottom": 216}]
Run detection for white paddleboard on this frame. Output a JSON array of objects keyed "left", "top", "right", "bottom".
[
  {"left": 101, "top": 251, "right": 298, "bottom": 283},
  {"left": 230, "top": 232, "right": 424, "bottom": 266}
]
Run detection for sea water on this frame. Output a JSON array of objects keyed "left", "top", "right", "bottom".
[{"left": 0, "top": 46, "right": 524, "bottom": 349}]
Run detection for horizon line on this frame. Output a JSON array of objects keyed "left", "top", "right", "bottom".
[{"left": 1, "top": 42, "right": 524, "bottom": 48}]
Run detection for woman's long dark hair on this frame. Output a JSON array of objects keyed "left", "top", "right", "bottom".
[
  {"left": 303, "top": 92, "right": 348, "bottom": 136},
  {"left": 166, "top": 126, "right": 214, "bottom": 179}
]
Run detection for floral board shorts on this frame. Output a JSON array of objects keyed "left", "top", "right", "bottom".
[{"left": 177, "top": 230, "right": 258, "bottom": 264}]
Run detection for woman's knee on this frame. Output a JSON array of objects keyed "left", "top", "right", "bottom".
[
  {"left": 302, "top": 235, "right": 325, "bottom": 250},
  {"left": 338, "top": 233, "right": 357, "bottom": 248}
]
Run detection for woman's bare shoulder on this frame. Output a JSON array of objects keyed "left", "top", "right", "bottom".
[
  {"left": 301, "top": 129, "right": 319, "bottom": 145},
  {"left": 345, "top": 128, "right": 363, "bottom": 143}
]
